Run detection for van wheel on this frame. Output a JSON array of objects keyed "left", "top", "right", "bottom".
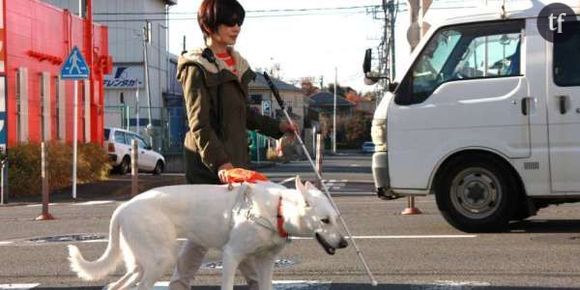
[
  {"left": 152, "top": 160, "right": 164, "bottom": 175},
  {"left": 118, "top": 156, "right": 130, "bottom": 175},
  {"left": 435, "top": 155, "right": 517, "bottom": 233}
]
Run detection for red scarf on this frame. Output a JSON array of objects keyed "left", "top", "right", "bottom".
[{"left": 216, "top": 52, "right": 238, "bottom": 75}]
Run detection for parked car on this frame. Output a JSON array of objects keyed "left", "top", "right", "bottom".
[
  {"left": 104, "top": 127, "right": 165, "bottom": 175},
  {"left": 361, "top": 141, "right": 375, "bottom": 153}
]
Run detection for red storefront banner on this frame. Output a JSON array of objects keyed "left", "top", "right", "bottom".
[{"left": 0, "top": 0, "right": 5, "bottom": 74}]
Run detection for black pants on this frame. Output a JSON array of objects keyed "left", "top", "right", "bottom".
[{"left": 183, "top": 147, "right": 220, "bottom": 185}]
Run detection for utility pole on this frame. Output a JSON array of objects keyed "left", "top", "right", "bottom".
[
  {"left": 182, "top": 35, "right": 187, "bottom": 54},
  {"left": 143, "top": 21, "right": 153, "bottom": 145},
  {"left": 388, "top": 0, "right": 397, "bottom": 79},
  {"left": 332, "top": 67, "right": 337, "bottom": 154},
  {"left": 371, "top": 1, "right": 396, "bottom": 93}
]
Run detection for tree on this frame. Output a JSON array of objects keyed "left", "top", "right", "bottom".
[
  {"left": 345, "top": 88, "right": 361, "bottom": 105},
  {"left": 345, "top": 110, "right": 371, "bottom": 144},
  {"left": 300, "top": 77, "right": 320, "bottom": 97}
]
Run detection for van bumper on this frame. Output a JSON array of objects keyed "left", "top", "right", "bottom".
[{"left": 372, "top": 151, "right": 398, "bottom": 199}]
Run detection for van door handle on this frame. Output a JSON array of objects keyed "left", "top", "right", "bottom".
[
  {"left": 559, "top": 95, "right": 569, "bottom": 114},
  {"left": 521, "top": 97, "right": 530, "bottom": 116}
]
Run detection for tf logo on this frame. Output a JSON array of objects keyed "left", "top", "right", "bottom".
[{"left": 537, "top": 3, "right": 577, "bottom": 43}]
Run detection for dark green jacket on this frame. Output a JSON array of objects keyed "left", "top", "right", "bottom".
[{"left": 177, "top": 48, "right": 283, "bottom": 183}]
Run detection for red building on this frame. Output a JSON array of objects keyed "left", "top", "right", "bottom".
[{"left": 1, "top": 0, "right": 110, "bottom": 151}]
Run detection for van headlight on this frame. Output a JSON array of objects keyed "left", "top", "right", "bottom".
[{"left": 371, "top": 118, "right": 387, "bottom": 151}]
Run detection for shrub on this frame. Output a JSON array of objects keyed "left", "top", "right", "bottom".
[
  {"left": 7, "top": 142, "right": 111, "bottom": 196},
  {"left": 77, "top": 143, "right": 111, "bottom": 182}
]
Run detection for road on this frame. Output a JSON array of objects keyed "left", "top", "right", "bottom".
[{"left": 1, "top": 152, "right": 580, "bottom": 289}]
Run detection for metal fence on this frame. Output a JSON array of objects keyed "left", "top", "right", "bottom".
[
  {"left": 104, "top": 105, "right": 186, "bottom": 154},
  {"left": 104, "top": 105, "right": 309, "bottom": 164}
]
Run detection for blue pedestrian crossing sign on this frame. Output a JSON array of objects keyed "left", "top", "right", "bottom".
[{"left": 60, "top": 46, "right": 90, "bottom": 80}]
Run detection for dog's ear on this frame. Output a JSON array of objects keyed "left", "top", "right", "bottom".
[
  {"left": 295, "top": 176, "right": 306, "bottom": 193},
  {"left": 305, "top": 181, "right": 317, "bottom": 190}
]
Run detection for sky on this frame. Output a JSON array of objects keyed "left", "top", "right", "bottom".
[
  {"left": 167, "top": 0, "right": 520, "bottom": 93},
  {"left": 168, "top": 0, "right": 385, "bottom": 93}
]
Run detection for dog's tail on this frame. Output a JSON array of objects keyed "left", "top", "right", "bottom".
[{"left": 67, "top": 210, "right": 122, "bottom": 280}]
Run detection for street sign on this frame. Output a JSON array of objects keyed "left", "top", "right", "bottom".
[
  {"left": 60, "top": 46, "right": 90, "bottom": 80},
  {"left": 262, "top": 100, "right": 271, "bottom": 116}
]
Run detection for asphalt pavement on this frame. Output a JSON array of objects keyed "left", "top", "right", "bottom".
[{"left": 2, "top": 156, "right": 580, "bottom": 290}]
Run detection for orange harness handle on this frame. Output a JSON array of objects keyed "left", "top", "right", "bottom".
[{"left": 224, "top": 168, "right": 268, "bottom": 184}]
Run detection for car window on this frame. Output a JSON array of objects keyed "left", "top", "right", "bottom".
[
  {"left": 104, "top": 128, "right": 110, "bottom": 140},
  {"left": 133, "top": 135, "right": 149, "bottom": 150},
  {"left": 114, "top": 131, "right": 127, "bottom": 144},
  {"left": 553, "top": 21, "right": 580, "bottom": 87}
]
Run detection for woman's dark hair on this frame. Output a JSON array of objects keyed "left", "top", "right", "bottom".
[{"left": 197, "top": 0, "right": 245, "bottom": 36}]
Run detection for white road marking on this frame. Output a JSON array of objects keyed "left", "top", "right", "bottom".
[
  {"left": 0, "top": 284, "right": 39, "bottom": 289},
  {"left": 433, "top": 280, "right": 491, "bottom": 287},
  {"left": 74, "top": 200, "right": 114, "bottom": 206},
  {"left": 291, "top": 235, "right": 476, "bottom": 240},
  {"left": 0, "top": 235, "right": 475, "bottom": 247},
  {"left": 24, "top": 200, "right": 117, "bottom": 208},
  {"left": 25, "top": 203, "right": 57, "bottom": 208},
  {"left": 151, "top": 281, "right": 330, "bottom": 290}
]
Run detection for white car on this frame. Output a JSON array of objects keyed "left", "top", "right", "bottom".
[{"left": 104, "top": 127, "right": 165, "bottom": 175}]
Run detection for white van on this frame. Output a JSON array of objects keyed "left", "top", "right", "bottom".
[{"left": 365, "top": 2, "right": 580, "bottom": 232}]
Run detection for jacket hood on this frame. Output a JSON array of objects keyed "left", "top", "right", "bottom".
[{"left": 177, "top": 47, "right": 251, "bottom": 80}]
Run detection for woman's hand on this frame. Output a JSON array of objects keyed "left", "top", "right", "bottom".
[
  {"left": 279, "top": 120, "right": 299, "bottom": 135},
  {"left": 217, "top": 162, "right": 234, "bottom": 184}
]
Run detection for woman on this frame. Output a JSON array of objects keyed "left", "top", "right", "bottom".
[
  {"left": 176, "top": 0, "right": 294, "bottom": 185},
  {"left": 170, "top": 0, "right": 294, "bottom": 288}
]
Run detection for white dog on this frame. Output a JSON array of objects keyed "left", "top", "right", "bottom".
[{"left": 67, "top": 177, "right": 348, "bottom": 290}]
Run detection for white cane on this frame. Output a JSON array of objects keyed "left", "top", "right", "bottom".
[{"left": 263, "top": 72, "right": 378, "bottom": 286}]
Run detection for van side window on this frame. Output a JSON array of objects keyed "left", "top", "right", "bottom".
[
  {"left": 451, "top": 33, "right": 521, "bottom": 79},
  {"left": 395, "top": 20, "right": 524, "bottom": 105},
  {"left": 553, "top": 21, "right": 580, "bottom": 87}
]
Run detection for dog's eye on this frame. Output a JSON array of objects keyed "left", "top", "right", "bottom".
[{"left": 321, "top": 218, "right": 330, "bottom": 224}]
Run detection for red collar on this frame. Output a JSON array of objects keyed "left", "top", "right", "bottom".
[{"left": 276, "top": 196, "right": 289, "bottom": 238}]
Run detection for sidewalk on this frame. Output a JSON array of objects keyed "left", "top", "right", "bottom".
[
  {"left": 1, "top": 174, "right": 186, "bottom": 206},
  {"left": 1, "top": 160, "right": 277, "bottom": 206}
]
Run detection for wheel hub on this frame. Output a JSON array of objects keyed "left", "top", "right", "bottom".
[{"left": 451, "top": 168, "right": 501, "bottom": 219}]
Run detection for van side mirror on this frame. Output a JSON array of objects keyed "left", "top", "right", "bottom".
[
  {"left": 363, "top": 48, "right": 372, "bottom": 74},
  {"left": 362, "top": 48, "right": 390, "bottom": 86}
]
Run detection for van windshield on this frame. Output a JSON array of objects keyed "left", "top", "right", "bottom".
[{"left": 412, "top": 30, "right": 461, "bottom": 98}]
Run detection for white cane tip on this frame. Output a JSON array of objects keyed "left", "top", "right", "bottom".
[{"left": 371, "top": 280, "right": 378, "bottom": 286}]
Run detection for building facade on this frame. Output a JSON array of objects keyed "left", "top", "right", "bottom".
[
  {"left": 45, "top": 0, "right": 177, "bottom": 151},
  {"left": 2, "top": 0, "right": 110, "bottom": 150}
]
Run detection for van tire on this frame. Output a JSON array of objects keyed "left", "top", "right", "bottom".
[{"left": 435, "top": 154, "right": 518, "bottom": 232}]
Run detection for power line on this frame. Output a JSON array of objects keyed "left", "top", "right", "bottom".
[
  {"left": 94, "top": 5, "right": 379, "bottom": 16},
  {"left": 95, "top": 10, "right": 372, "bottom": 23}
]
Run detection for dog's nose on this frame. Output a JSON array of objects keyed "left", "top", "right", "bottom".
[{"left": 338, "top": 237, "right": 348, "bottom": 248}]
